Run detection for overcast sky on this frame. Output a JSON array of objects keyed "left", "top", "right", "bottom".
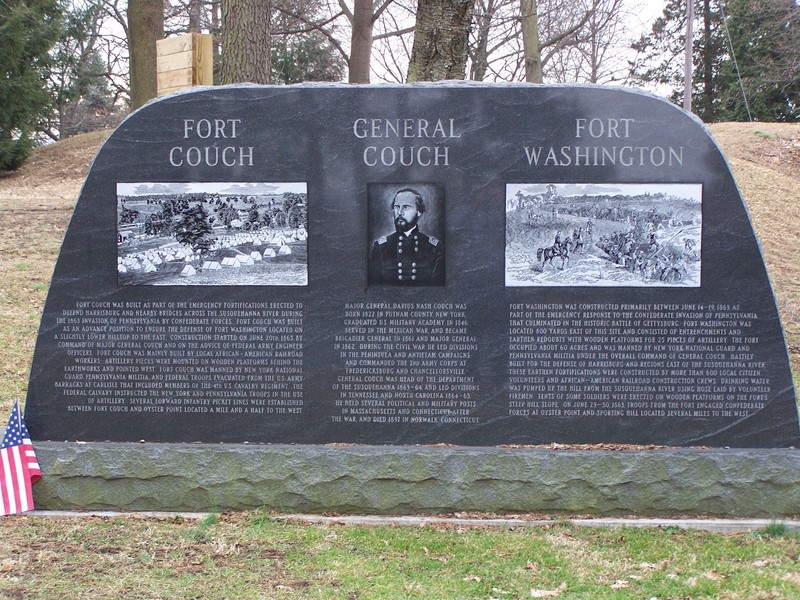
[
  {"left": 117, "top": 182, "right": 307, "bottom": 197},
  {"left": 507, "top": 183, "right": 702, "bottom": 202}
]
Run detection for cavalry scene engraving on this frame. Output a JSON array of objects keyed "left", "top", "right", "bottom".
[
  {"left": 116, "top": 182, "right": 308, "bottom": 286},
  {"left": 505, "top": 183, "right": 702, "bottom": 287}
]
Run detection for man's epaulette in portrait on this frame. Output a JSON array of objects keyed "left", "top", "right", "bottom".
[
  {"left": 428, "top": 236, "right": 439, "bottom": 246},
  {"left": 378, "top": 236, "right": 387, "bottom": 245}
]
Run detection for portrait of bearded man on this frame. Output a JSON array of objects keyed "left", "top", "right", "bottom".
[{"left": 368, "top": 186, "right": 445, "bottom": 286}]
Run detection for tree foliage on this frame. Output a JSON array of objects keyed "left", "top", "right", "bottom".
[
  {"left": 282, "top": 192, "right": 307, "bottom": 228},
  {"left": 118, "top": 204, "right": 140, "bottom": 225},
  {"left": 271, "top": 31, "right": 346, "bottom": 83},
  {"left": 0, "top": 0, "right": 64, "bottom": 170},
  {"left": 175, "top": 203, "right": 214, "bottom": 252},
  {"left": 246, "top": 204, "right": 261, "bottom": 229},
  {"left": 46, "top": 2, "right": 123, "bottom": 140},
  {"left": 144, "top": 198, "right": 179, "bottom": 236},
  {"left": 272, "top": 0, "right": 414, "bottom": 83},
  {"left": 630, "top": 0, "right": 799, "bottom": 122},
  {"left": 287, "top": 203, "right": 307, "bottom": 229},
  {"left": 215, "top": 202, "right": 239, "bottom": 229},
  {"left": 720, "top": 0, "right": 799, "bottom": 121}
]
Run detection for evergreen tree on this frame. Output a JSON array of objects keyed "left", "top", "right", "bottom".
[
  {"left": 119, "top": 204, "right": 140, "bottom": 225},
  {"left": 630, "top": 0, "right": 799, "bottom": 122},
  {"left": 215, "top": 202, "right": 239, "bottom": 229},
  {"left": 287, "top": 202, "right": 307, "bottom": 229},
  {"left": 175, "top": 204, "right": 214, "bottom": 253},
  {"left": 271, "top": 207, "right": 287, "bottom": 227},
  {"left": 630, "top": 0, "right": 727, "bottom": 122},
  {"left": 271, "top": 32, "right": 346, "bottom": 84},
  {"left": 281, "top": 192, "right": 306, "bottom": 214},
  {"left": 247, "top": 204, "right": 261, "bottom": 230},
  {"left": 0, "top": 0, "right": 64, "bottom": 170},
  {"left": 45, "top": 4, "right": 119, "bottom": 140},
  {"left": 144, "top": 198, "right": 178, "bottom": 236},
  {"left": 720, "top": 0, "right": 799, "bottom": 121}
]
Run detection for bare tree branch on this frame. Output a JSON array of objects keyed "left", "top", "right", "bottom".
[
  {"left": 338, "top": 0, "right": 354, "bottom": 22},
  {"left": 371, "top": 0, "right": 396, "bottom": 23},
  {"left": 373, "top": 25, "right": 414, "bottom": 40},
  {"left": 272, "top": 5, "right": 349, "bottom": 61},
  {"left": 539, "top": 6, "right": 592, "bottom": 50}
]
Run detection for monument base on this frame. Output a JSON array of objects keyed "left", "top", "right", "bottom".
[{"left": 33, "top": 443, "right": 800, "bottom": 517}]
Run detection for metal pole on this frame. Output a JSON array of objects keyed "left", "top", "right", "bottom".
[{"left": 684, "top": 0, "right": 694, "bottom": 112}]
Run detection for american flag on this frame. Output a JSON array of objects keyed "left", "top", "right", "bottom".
[{"left": 1, "top": 403, "right": 41, "bottom": 516}]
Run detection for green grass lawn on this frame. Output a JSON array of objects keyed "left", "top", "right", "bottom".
[{"left": 1, "top": 512, "right": 798, "bottom": 599}]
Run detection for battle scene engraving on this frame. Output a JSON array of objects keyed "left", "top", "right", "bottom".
[
  {"left": 505, "top": 183, "right": 702, "bottom": 287},
  {"left": 117, "top": 182, "right": 308, "bottom": 286}
]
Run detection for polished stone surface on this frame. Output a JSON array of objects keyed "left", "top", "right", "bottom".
[{"left": 25, "top": 83, "right": 798, "bottom": 447}]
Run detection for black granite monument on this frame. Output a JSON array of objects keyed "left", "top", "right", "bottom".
[{"left": 25, "top": 83, "right": 799, "bottom": 447}]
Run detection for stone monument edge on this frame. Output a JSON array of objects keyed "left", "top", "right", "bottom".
[
  {"left": 29, "top": 81, "right": 800, "bottom": 447},
  {"left": 32, "top": 442, "right": 800, "bottom": 518}
]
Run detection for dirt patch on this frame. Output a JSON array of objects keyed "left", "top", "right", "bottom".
[
  {"left": 708, "top": 122, "right": 800, "bottom": 180},
  {"left": 707, "top": 123, "right": 800, "bottom": 367},
  {"left": 0, "top": 129, "right": 110, "bottom": 211}
]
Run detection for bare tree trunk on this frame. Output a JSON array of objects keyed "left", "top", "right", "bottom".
[
  {"left": 128, "top": 0, "right": 164, "bottom": 110},
  {"left": 407, "top": 0, "right": 472, "bottom": 81},
  {"left": 188, "top": 0, "right": 203, "bottom": 32},
  {"left": 683, "top": 0, "right": 694, "bottom": 112},
  {"left": 520, "top": 0, "right": 542, "bottom": 82},
  {"left": 702, "top": 0, "right": 713, "bottom": 121},
  {"left": 469, "top": 0, "right": 496, "bottom": 80},
  {"left": 211, "top": 0, "right": 222, "bottom": 82},
  {"left": 221, "top": 0, "right": 272, "bottom": 84},
  {"left": 348, "top": 0, "right": 374, "bottom": 83}
]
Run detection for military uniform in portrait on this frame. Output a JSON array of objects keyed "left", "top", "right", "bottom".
[{"left": 369, "top": 228, "right": 444, "bottom": 286}]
